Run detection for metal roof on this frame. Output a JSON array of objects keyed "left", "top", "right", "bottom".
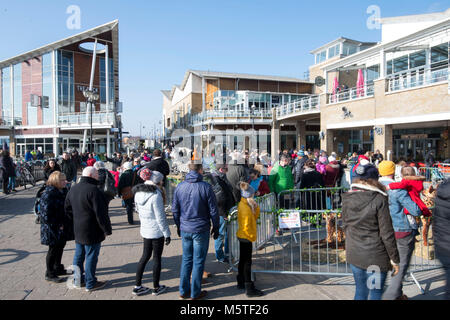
[{"left": 0, "top": 20, "right": 119, "bottom": 68}]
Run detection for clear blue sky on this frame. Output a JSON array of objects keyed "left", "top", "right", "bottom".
[{"left": 0, "top": 0, "right": 448, "bottom": 136}]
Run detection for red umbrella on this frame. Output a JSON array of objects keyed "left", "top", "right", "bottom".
[
  {"left": 332, "top": 77, "right": 339, "bottom": 102},
  {"left": 356, "top": 69, "right": 364, "bottom": 97}
]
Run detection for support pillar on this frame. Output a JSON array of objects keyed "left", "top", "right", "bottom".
[
  {"left": 296, "top": 120, "right": 306, "bottom": 151},
  {"left": 373, "top": 124, "right": 393, "bottom": 161},
  {"left": 107, "top": 129, "right": 111, "bottom": 157},
  {"left": 320, "top": 129, "right": 334, "bottom": 153},
  {"left": 271, "top": 110, "right": 280, "bottom": 163}
]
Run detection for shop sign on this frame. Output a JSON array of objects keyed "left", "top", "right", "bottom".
[
  {"left": 400, "top": 134, "right": 427, "bottom": 139},
  {"left": 278, "top": 211, "right": 301, "bottom": 229}
]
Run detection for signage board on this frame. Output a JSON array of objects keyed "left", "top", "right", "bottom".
[{"left": 278, "top": 211, "right": 301, "bottom": 229}]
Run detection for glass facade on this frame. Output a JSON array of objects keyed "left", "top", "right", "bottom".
[
  {"left": 99, "top": 57, "right": 115, "bottom": 108},
  {"left": 1, "top": 67, "right": 11, "bottom": 121},
  {"left": 56, "top": 50, "right": 74, "bottom": 114},
  {"left": 42, "top": 52, "right": 53, "bottom": 125},
  {"left": 13, "top": 64, "right": 22, "bottom": 121}
]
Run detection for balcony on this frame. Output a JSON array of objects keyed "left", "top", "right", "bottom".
[
  {"left": 386, "top": 67, "right": 449, "bottom": 93},
  {"left": 190, "top": 109, "right": 273, "bottom": 126},
  {"left": 58, "top": 111, "right": 115, "bottom": 128},
  {"left": 0, "top": 117, "right": 22, "bottom": 128},
  {"left": 276, "top": 95, "right": 320, "bottom": 119},
  {"left": 327, "top": 83, "right": 374, "bottom": 104}
]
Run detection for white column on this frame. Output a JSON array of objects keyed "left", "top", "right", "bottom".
[
  {"left": 105, "top": 43, "right": 109, "bottom": 111},
  {"left": 107, "top": 129, "right": 111, "bottom": 157},
  {"left": 380, "top": 48, "right": 386, "bottom": 78},
  {"left": 201, "top": 77, "right": 206, "bottom": 113}
]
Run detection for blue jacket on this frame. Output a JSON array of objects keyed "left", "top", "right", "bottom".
[
  {"left": 25, "top": 152, "right": 33, "bottom": 162},
  {"left": 172, "top": 170, "right": 220, "bottom": 234},
  {"left": 379, "top": 177, "right": 421, "bottom": 232}
]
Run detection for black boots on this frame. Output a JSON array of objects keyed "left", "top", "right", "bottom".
[
  {"left": 236, "top": 275, "right": 245, "bottom": 290},
  {"left": 245, "top": 282, "right": 264, "bottom": 297}
]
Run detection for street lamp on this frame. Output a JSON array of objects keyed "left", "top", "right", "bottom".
[{"left": 83, "top": 89, "right": 99, "bottom": 153}]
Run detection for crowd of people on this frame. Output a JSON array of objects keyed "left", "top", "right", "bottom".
[{"left": 2, "top": 141, "right": 449, "bottom": 300}]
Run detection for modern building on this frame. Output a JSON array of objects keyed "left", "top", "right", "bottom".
[
  {"left": 274, "top": 8, "right": 450, "bottom": 162},
  {"left": 0, "top": 20, "right": 122, "bottom": 158},
  {"left": 162, "top": 70, "right": 315, "bottom": 155}
]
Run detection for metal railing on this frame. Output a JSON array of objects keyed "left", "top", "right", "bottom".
[
  {"left": 189, "top": 109, "right": 273, "bottom": 125},
  {"left": 276, "top": 95, "right": 320, "bottom": 118},
  {"left": 58, "top": 111, "right": 115, "bottom": 126},
  {"left": 327, "top": 83, "right": 375, "bottom": 104},
  {"left": 0, "top": 117, "right": 23, "bottom": 127},
  {"left": 386, "top": 66, "right": 449, "bottom": 93},
  {"left": 418, "top": 166, "right": 449, "bottom": 183}
]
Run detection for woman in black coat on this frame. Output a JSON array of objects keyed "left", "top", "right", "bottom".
[
  {"left": 299, "top": 159, "right": 326, "bottom": 211},
  {"left": 40, "top": 171, "right": 72, "bottom": 283},
  {"left": 44, "top": 159, "right": 61, "bottom": 182},
  {"left": 342, "top": 173, "right": 400, "bottom": 300},
  {"left": 0, "top": 150, "right": 15, "bottom": 194}
]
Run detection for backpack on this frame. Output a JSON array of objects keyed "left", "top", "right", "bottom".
[
  {"left": 104, "top": 172, "right": 117, "bottom": 199},
  {"left": 34, "top": 185, "right": 47, "bottom": 216}
]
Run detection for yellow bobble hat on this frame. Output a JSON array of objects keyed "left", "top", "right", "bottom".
[{"left": 378, "top": 160, "right": 396, "bottom": 176}]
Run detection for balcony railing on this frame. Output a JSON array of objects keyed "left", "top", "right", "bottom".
[
  {"left": 190, "top": 109, "right": 273, "bottom": 125},
  {"left": 327, "top": 83, "right": 374, "bottom": 104},
  {"left": 58, "top": 112, "right": 115, "bottom": 127},
  {"left": 386, "top": 66, "right": 449, "bottom": 93},
  {"left": 276, "top": 95, "right": 320, "bottom": 118},
  {"left": 0, "top": 117, "right": 22, "bottom": 127}
]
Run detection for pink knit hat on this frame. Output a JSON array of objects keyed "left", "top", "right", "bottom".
[
  {"left": 319, "top": 156, "right": 327, "bottom": 163},
  {"left": 139, "top": 168, "right": 152, "bottom": 181}
]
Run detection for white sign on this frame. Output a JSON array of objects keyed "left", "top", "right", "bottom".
[{"left": 278, "top": 211, "right": 301, "bottom": 229}]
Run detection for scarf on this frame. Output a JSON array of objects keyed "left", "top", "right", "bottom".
[{"left": 249, "top": 176, "right": 262, "bottom": 192}]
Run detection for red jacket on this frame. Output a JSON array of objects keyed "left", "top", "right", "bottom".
[
  {"left": 324, "top": 161, "right": 340, "bottom": 187},
  {"left": 109, "top": 170, "right": 120, "bottom": 188},
  {"left": 87, "top": 158, "right": 96, "bottom": 167},
  {"left": 249, "top": 178, "right": 270, "bottom": 197},
  {"left": 389, "top": 176, "right": 432, "bottom": 216}
]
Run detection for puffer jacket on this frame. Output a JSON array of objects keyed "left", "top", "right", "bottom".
[
  {"left": 342, "top": 181, "right": 400, "bottom": 272},
  {"left": 236, "top": 198, "right": 260, "bottom": 242},
  {"left": 40, "top": 186, "right": 71, "bottom": 246},
  {"left": 433, "top": 180, "right": 450, "bottom": 259},
  {"left": 133, "top": 183, "right": 171, "bottom": 239},
  {"left": 269, "top": 164, "right": 294, "bottom": 194},
  {"left": 172, "top": 170, "right": 220, "bottom": 234}
]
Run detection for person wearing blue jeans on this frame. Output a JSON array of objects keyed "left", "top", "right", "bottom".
[
  {"left": 73, "top": 242, "right": 101, "bottom": 289},
  {"left": 179, "top": 231, "right": 210, "bottom": 299},
  {"left": 350, "top": 264, "right": 388, "bottom": 300},
  {"left": 8, "top": 176, "right": 17, "bottom": 192},
  {"left": 214, "top": 216, "right": 229, "bottom": 262},
  {"left": 172, "top": 164, "right": 220, "bottom": 300}
]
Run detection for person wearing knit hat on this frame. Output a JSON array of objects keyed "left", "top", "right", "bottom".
[
  {"left": 352, "top": 162, "right": 379, "bottom": 181},
  {"left": 132, "top": 168, "right": 171, "bottom": 296},
  {"left": 378, "top": 161, "right": 396, "bottom": 177},
  {"left": 236, "top": 181, "right": 264, "bottom": 297}
]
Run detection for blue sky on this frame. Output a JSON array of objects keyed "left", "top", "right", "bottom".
[{"left": 0, "top": 0, "right": 448, "bottom": 136}]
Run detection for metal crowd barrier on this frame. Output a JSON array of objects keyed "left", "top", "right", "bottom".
[
  {"left": 227, "top": 187, "right": 442, "bottom": 295},
  {"left": 418, "top": 166, "right": 448, "bottom": 184}
]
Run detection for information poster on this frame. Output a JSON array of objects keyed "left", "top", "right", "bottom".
[{"left": 278, "top": 211, "right": 301, "bottom": 229}]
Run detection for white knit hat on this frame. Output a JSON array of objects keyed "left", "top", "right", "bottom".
[{"left": 123, "top": 161, "right": 133, "bottom": 171}]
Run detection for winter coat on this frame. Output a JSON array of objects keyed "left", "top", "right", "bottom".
[
  {"left": 248, "top": 177, "right": 270, "bottom": 197},
  {"left": 299, "top": 168, "right": 324, "bottom": 189},
  {"left": 133, "top": 183, "right": 171, "bottom": 239},
  {"left": 316, "top": 162, "right": 327, "bottom": 175},
  {"left": 109, "top": 170, "right": 119, "bottom": 188},
  {"left": 144, "top": 157, "right": 170, "bottom": 179},
  {"left": 433, "top": 180, "right": 450, "bottom": 259},
  {"left": 226, "top": 163, "right": 248, "bottom": 202},
  {"left": 293, "top": 156, "right": 308, "bottom": 188},
  {"left": 106, "top": 156, "right": 122, "bottom": 171},
  {"left": 64, "top": 176, "right": 112, "bottom": 245},
  {"left": 25, "top": 152, "right": 33, "bottom": 162},
  {"left": 269, "top": 164, "right": 294, "bottom": 194},
  {"left": 298, "top": 168, "right": 326, "bottom": 210},
  {"left": 324, "top": 161, "right": 340, "bottom": 187},
  {"left": 40, "top": 186, "right": 72, "bottom": 246},
  {"left": 237, "top": 197, "right": 260, "bottom": 242},
  {"left": 44, "top": 164, "right": 61, "bottom": 181},
  {"left": 0, "top": 154, "right": 15, "bottom": 177},
  {"left": 172, "top": 170, "right": 220, "bottom": 234},
  {"left": 118, "top": 169, "right": 140, "bottom": 197},
  {"left": 342, "top": 181, "right": 400, "bottom": 272},
  {"left": 86, "top": 158, "right": 96, "bottom": 167},
  {"left": 60, "top": 159, "right": 77, "bottom": 182},
  {"left": 388, "top": 176, "right": 431, "bottom": 216},
  {"left": 204, "top": 171, "right": 236, "bottom": 218}
]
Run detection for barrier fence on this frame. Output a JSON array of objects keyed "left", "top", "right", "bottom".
[
  {"left": 227, "top": 187, "right": 442, "bottom": 294},
  {"left": 418, "top": 166, "right": 450, "bottom": 183}
]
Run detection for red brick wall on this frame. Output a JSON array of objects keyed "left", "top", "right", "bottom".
[
  {"left": 0, "top": 71, "right": 2, "bottom": 120},
  {"left": 22, "top": 57, "right": 43, "bottom": 126}
]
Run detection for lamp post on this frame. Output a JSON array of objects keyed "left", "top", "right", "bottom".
[{"left": 83, "top": 89, "right": 99, "bottom": 153}]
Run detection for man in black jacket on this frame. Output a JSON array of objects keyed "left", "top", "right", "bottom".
[
  {"left": 144, "top": 149, "right": 170, "bottom": 182},
  {"left": 205, "top": 164, "right": 236, "bottom": 263},
  {"left": 433, "top": 180, "right": 450, "bottom": 300},
  {"left": 60, "top": 152, "right": 76, "bottom": 187},
  {"left": 106, "top": 152, "right": 122, "bottom": 171},
  {"left": 226, "top": 153, "right": 248, "bottom": 204},
  {"left": 292, "top": 150, "right": 308, "bottom": 189},
  {"left": 65, "top": 166, "right": 112, "bottom": 292}
]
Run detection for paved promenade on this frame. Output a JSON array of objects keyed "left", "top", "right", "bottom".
[{"left": 0, "top": 183, "right": 447, "bottom": 300}]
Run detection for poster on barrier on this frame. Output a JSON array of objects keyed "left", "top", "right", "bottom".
[{"left": 278, "top": 211, "right": 301, "bottom": 229}]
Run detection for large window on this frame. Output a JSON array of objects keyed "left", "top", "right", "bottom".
[
  {"left": 13, "top": 64, "right": 22, "bottom": 121},
  {"left": 42, "top": 53, "right": 53, "bottom": 125},
  {"left": 410, "top": 50, "right": 426, "bottom": 68},
  {"left": 57, "top": 50, "right": 74, "bottom": 114},
  {"left": 99, "top": 57, "right": 115, "bottom": 109},
  {"left": 1, "top": 67, "right": 11, "bottom": 121},
  {"left": 328, "top": 44, "right": 340, "bottom": 59},
  {"left": 342, "top": 43, "right": 357, "bottom": 56},
  {"left": 366, "top": 64, "right": 380, "bottom": 83},
  {"left": 393, "top": 55, "right": 409, "bottom": 73},
  {"left": 431, "top": 42, "right": 449, "bottom": 69},
  {"left": 315, "top": 50, "right": 327, "bottom": 64}
]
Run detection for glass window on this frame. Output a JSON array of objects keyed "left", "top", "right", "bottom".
[
  {"left": 1, "top": 67, "right": 12, "bottom": 121},
  {"left": 366, "top": 64, "right": 380, "bottom": 82},
  {"left": 42, "top": 52, "right": 53, "bottom": 125},
  {"left": 328, "top": 44, "right": 340, "bottom": 59},
  {"left": 393, "top": 55, "right": 409, "bottom": 73},
  {"left": 100, "top": 57, "right": 115, "bottom": 108},
  {"left": 409, "top": 50, "right": 426, "bottom": 69},
  {"left": 431, "top": 43, "right": 449, "bottom": 64},
  {"left": 57, "top": 50, "right": 74, "bottom": 115},
  {"left": 343, "top": 43, "right": 357, "bottom": 56},
  {"left": 13, "top": 64, "right": 22, "bottom": 120},
  {"left": 386, "top": 60, "right": 393, "bottom": 75}
]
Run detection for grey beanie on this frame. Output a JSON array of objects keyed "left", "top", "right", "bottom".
[{"left": 240, "top": 184, "right": 256, "bottom": 198}]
